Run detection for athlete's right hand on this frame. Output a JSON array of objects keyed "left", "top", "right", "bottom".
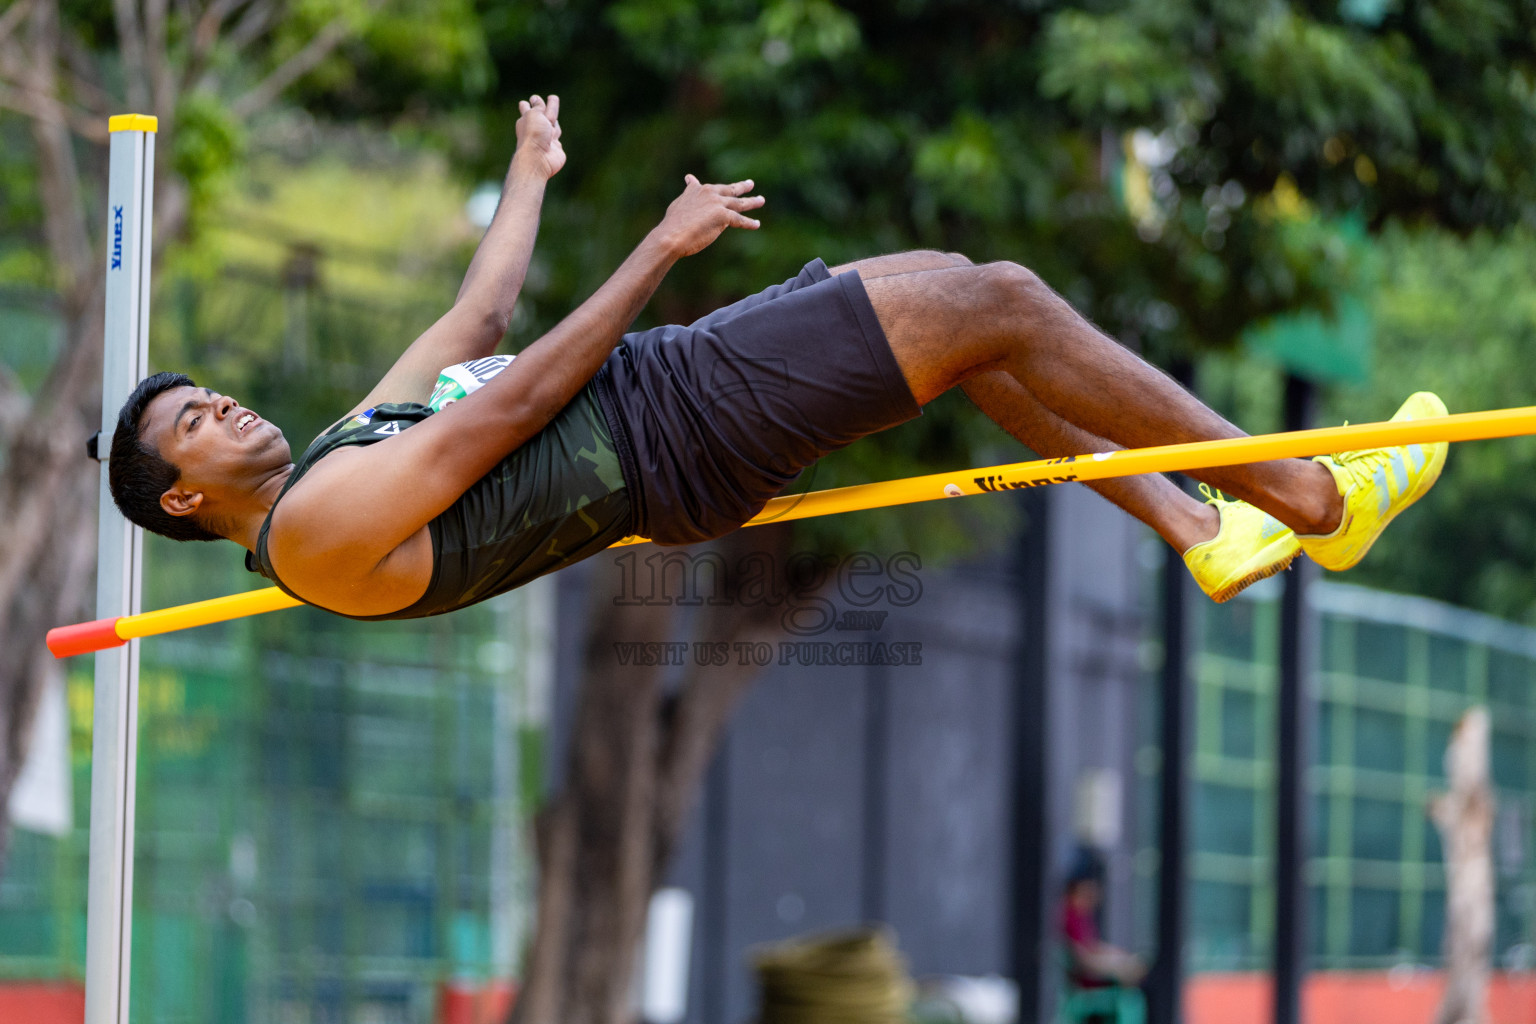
[
  {"left": 513, "top": 94, "right": 564, "bottom": 179},
  {"left": 656, "top": 175, "right": 764, "bottom": 256}
]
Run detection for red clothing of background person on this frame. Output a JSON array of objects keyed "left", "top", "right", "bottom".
[{"left": 1061, "top": 876, "right": 1146, "bottom": 989}]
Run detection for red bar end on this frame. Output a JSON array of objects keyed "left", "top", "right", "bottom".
[{"left": 47, "top": 618, "right": 126, "bottom": 658}]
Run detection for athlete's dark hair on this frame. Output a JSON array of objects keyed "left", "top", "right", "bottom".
[{"left": 108, "top": 371, "right": 223, "bottom": 542}]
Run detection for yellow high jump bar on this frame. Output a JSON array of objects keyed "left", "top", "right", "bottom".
[{"left": 47, "top": 405, "right": 1536, "bottom": 658}]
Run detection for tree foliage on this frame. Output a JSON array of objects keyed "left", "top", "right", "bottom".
[
  {"left": 1327, "top": 225, "right": 1536, "bottom": 620},
  {"left": 427, "top": 0, "right": 1536, "bottom": 562}
]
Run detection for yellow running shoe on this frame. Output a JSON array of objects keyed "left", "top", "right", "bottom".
[
  {"left": 1297, "top": 391, "right": 1449, "bottom": 572},
  {"left": 1182, "top": 485, "right": 1301, "bottom": 602}
]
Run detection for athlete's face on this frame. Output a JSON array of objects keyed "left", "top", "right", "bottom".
[{"left": 140, "top": 386, "right": 291, "bottom": 517}]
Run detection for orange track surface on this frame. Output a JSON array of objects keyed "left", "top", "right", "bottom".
[
  {"left": 0, "top": 982, "right": 85, "bottom": 1024},
  {"left": 10, "top": 970, "right": 1536, "bottom": 1021},
  {"left": 438, "top": 980, "right": 516, "bottom": 1024},
  {"left": 1190, "top": 971, "right": 1536, "bottom": 1024}
]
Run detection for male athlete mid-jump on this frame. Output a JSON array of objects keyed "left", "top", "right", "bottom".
[{"left": 109, "top": 95, "right": 1445, "bottom": 620}]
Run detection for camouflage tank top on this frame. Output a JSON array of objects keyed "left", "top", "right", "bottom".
[{"left": 247, "top": 359, "right": 635, "bottom": 620}]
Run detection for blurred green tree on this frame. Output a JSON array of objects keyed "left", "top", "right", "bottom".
[{"left": 1326, "top": 225, "right": 1536, "bottom": 620}]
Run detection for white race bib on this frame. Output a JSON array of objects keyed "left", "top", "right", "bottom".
[{"left": 428, "top": 354, "right": 515, "bottom": 412}]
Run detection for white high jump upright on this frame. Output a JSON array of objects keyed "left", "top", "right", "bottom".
[{"left": 84, "top": 113, "right": 156, "bottom": 1024}]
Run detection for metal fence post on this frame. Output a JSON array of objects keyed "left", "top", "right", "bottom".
[{"left": 1275, "top": 374, "right": 1318, "bottom": 1024}]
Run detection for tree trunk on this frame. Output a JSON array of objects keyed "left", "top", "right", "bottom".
[
  {"left": 0, "top": 0, "right": 385, "bottom": 876},
  {"left": 1429, "top": 707, "right": 1495, "bottom": 1024},
  {"left": 0, "top": 281, "right": 104, "bottom": 869},
  {"left": 514, "top": 524, "right": 796, "bottom": 1024}
]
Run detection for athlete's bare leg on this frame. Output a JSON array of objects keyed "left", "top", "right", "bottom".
[
  {"left": 829, "top": 252, "right": 1217, "bottom": 551},
  {"left": 839, "top": 255, "right": 1343, "bottom": 537},
  {"left": 958, "top": 371, "right": 1224, "bottom": 550}
]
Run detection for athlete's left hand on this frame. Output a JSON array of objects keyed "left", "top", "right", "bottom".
[
  {"left": 513, "top": 94, "right": 564, "bottom": 179},
  {"left": 657, "top": 175, "right": 765, "bottom": 257}
]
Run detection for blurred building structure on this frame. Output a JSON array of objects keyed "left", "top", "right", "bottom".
[{"left": 548, "top": 485, "right": 1536, "bottom": 1024}]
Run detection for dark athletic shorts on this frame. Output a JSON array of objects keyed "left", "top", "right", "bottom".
[{"left": 593, "top": 258, "right": 923, "bottom": 545}]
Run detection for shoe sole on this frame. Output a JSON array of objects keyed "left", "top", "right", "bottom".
[{"left": 1206, "top": 537, "right": 1301, "bottom": 603}]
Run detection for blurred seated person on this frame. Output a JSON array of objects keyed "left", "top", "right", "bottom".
[{"left": 1061, "top": 870, "right": 1146, "bottom": 991}]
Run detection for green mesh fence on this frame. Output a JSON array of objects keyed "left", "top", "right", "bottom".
[
  {"left": 0, "top": 570, "right": 541, "bottom": 1023},
  {"left": 1169, "top": 580, "right": 1536, "bottom": 972}
]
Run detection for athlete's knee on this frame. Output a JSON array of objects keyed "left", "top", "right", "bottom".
[
  {"left": 913, "top": 250, "right": 972, "bottom": 268},
  {"left": 902, "top": 249, "right": 972, "bottom": 270},
  {"left": 976, "top": 260, "right": 1046, "bottom": 311}
]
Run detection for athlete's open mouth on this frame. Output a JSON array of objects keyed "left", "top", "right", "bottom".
[{"left": 237, "top": 412, "right": 257, "bottom": 434}]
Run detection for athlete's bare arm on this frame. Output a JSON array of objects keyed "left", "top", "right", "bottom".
[
  {"left": 268, "top": 174, "right": 765, "bottom": 616},
  {"left": 339, "top": 94, "right": 567, "bottom": 419}
]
